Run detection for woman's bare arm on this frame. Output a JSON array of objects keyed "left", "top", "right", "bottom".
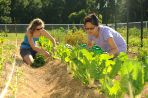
[
  {"left": 107, "top": 37, "right": 119, "bottom": 56},
  {"left": 26, "top": 32, "right": 43, "bottom": 52},
  {"left": 42, "top": 29, "right": 56, "bottom": 47},
  {"left": 87, "top": 40, "right": 93, "bottom": 48}
]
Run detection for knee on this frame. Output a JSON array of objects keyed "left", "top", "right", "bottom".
[{"left": 23, "top": 55, "right": 34, "bottom": 65}]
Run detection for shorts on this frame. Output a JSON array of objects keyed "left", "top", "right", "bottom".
[{"left": 20, "top": 48, "right": 37, "bottom": 58}]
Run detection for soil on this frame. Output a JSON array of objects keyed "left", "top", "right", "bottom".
[
  {"left": 15, "top": 58, "right": 103, "bottom": 98},
  {"left": 14, "top": 56, "right": 148, "bottom": 98}
]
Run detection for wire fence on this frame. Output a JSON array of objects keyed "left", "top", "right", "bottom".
[
  {"left": 0, "top": 21, "right": 147, "bottom": 33},
  {"left": 0, "top": 21, "right": 148, "bottom": 52}
]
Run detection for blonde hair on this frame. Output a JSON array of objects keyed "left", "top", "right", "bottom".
[{"left": 27, "top": 18, "right": 45, "bottom": 32}]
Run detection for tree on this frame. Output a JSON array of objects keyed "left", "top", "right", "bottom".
[
  {"left": 10, "top": 0, "right": 43, "bottom": 23},
  {"left": 115, "top": 0, "right": 148, "bottom": 22},
  {"left": 41, "top": 0, "right": 65, "bottom": 23},
  {"left": 143, "top": 0, "right": 148, "bottom": 21},
  {"left": 68, "top": 10, "right": 87, "bottom": 24},
  {"left": 26, "top": 0, "right": 43, "bottom": 22},
  {"left": 65, "top": 0, "right": 98, "bottom": 23},
  {"left": 0, "top": 0, "right": 11, "bottom": 23},
  {"left": 10, "top": 0, "right": 29, "bottom": 23},
  {"left": 0, "top": 0, "right": 147, "bottom": 24}
]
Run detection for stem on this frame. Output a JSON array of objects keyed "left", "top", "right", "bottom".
[{"left": 128, "top": 82, "right": 134, "bottom": 98}]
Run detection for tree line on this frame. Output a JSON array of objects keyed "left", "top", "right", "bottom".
[{"left": 0, "top": 0, "right": 148, "bottom": 24}]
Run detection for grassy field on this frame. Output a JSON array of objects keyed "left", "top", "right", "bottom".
[{"left": 7, "top": 33, "right": 24, "bottom": 40}]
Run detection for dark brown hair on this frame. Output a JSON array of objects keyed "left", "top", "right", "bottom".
[
  {"left": 84, "top": 13, "right": 99, "bottom": 26},
  {"left": 27, "top": 18, "right": 44, "bottom": 32}
]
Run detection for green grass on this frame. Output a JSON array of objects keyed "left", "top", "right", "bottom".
[
  {"left": 48, "top": 28, "right": 67, "bottom": 42},
  {"left": 1, "top": 29, "right": 66, "bottom": 42},
  {"left": 7, "top": 33, "right": 24, "bottom": 40},
  {"left": 117, "top": 27, "right": 148, "bottom": 53}
]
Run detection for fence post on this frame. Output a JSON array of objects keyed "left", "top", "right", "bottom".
[
  {"left": 15, "top": 22, "right": 18, "bottom": 48},
  {"left": 4, "top": 24, "right": 8, "bottom": 37},
  {"left": 126, "top": 1, "right": 129, "bottom": 52},
  {"left": 68, "top": 24, "right": 70, "bottom": 31},
  {"left": 114, "top": 0, "right": 117, "bottom": 30},
  {"left": 146, "top": 21, "right": 148, "bottom": 29},
  {"left": 4, "top": 24, "right": 7, "bottom": 32},
  {"left": 140, "top": 0, "right": 143, "bottom": 47}
]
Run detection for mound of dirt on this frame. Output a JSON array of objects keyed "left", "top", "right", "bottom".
[{"left": 16, "top": 59, "right": 104, "bottom": 98}]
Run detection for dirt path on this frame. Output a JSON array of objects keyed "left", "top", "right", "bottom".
[{"left": 15, "top": 58, "right": 103, "bottom": 98}]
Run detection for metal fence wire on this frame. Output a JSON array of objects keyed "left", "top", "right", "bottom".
[
  {"left": 0, "top": 21, "right": 147, "bottom": 33},
  {"left": 0, "top": 24, "right": 84, "bottom": 33},
  {"left": 0, "top": 21, "right": 148, "bottom": 51}
]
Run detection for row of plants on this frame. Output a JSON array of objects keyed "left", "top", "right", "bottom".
[
  {"left": 34, "top": 36, "right": 148, "bottom": 98},
  {"left": 0, "top": 37, "right": 16, "bottom": 90},
  {"left": 0, "top": 36, "right": 24, "bottom": 97},
  {"left": 0, "top": 38, "right": 4, "bottom": 75}
]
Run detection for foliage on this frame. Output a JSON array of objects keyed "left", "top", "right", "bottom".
[
  {"left": 58, "top": 45, "right": 148, "bottom": 97},
  {"left": 66, "top": 48, "right": 147, "bottom": 98},
  {"left": 0, "top": 31, "right": 8, "bottom": 37},
  {"left": 31, "top": 54, "right": 45, "bottom": 68},
  {"left": 137, "top": 48, "right": 148, "bottom": 82},
  {"left": 0, "top": 0, "right": 11, "bottom": 23},
  {"left": 98, "top": 14, "right": 103, "bottom": 24},
  {"left": 117, "top": 27, "right": 148, "bottom": 37},
  {"left": 53, "top": 43, "right": 71, "bottom": 62},
  {"left": 48, "top": 27, "right": 67, "bottom": 42},
  {"left": 112, "top": 54, "right": 145, "bottom": 97},
  {"left": 117, "top": 27, "right": 148, "bottom": 47},
  {"left": 30, "top": 36, "right": 53, "bottom": 67},
  {"left": 53, "top": 41, "right": 147, "bottom": 97},
  {"left": 27, "top": 35, "right": 148, "bottom": 97},
  {"left": 37, "top": 36, "right": 53, "bottom": 54},
  {"left": 0, "top": 37, "right": 4, "bottom": 44},
  {"left": 0, "top": 36, "right": 16, "bottom": 90},
  {"left": 0, "top": 38, "right": 3, "bottom": 74},
  {"left": 65, "top": 29, "right": 87, "bottom": 46},
  {"left": 10, "top": 0, "right": 42, "bottom": 23},
  {"left": 68, "top": 9, "right": 87, "bottom": 23},
  {"left": 32, "top": 36, "right": 56, "bottom": 67},
  {"left": 1, "top": 0, "right": 147, "bottom": 23}
]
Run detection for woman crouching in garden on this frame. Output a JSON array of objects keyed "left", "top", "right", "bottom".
[
  {"left": 84, "top": 13, "right": 127, "bottom": 56},
  {"left": 20, "top": 18, "right": 56, "bottom": 65}
]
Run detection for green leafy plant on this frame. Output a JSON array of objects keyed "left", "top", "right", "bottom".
[
  {"left": 55, "top": 45, "right": 148, "bottom": 98},
  {"left": 34, "top": 36, "right": 148, "bottom": 98},
  {"left": 37, "top": 36, "right": 53, "bottom": 53},
  {"left": 0, "top": 37, "right": 17, "bottom": 96},
  {"left": 54, "top": 43, "right": 71, "bottom": 62},
  {"left": 0, "top": 38, "right": 3, "bottom": 75},
  {"left": 65, "top": 29, "right": 87, "bottom": 46},
  {"left": 137, "top": 48, "right": 148, "bottom": 82},
  {"left": 31, "top": 54, "right": 45, "bottom": 68}
]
